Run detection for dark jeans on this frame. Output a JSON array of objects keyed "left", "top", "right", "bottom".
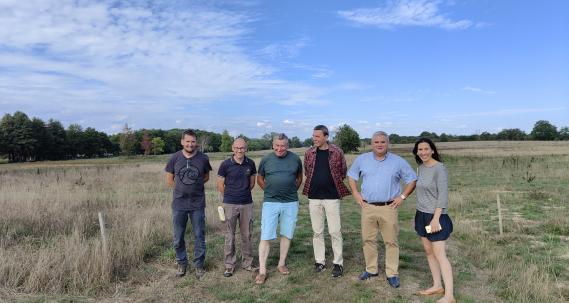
[{"left": 172, "top": 208, "right": 206, "bottom": 268}]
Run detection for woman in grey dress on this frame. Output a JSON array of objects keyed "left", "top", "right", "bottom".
[{"left": 412, "top": 138, "right": 455, "bottom": 303}]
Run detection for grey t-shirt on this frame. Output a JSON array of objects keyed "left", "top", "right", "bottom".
[
  {"left": 416, "top": 162, "right": 449, "bottom": 214},
  {"left": 165, "top": 150, "right": 212, "bottom": 211},
  {"left": 258, "top": 152, "right": 302, "bottom": 203}
]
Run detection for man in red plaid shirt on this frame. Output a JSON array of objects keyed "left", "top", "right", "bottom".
[{"left": 302, "top": 125, "right": 351, "bottom": 278}]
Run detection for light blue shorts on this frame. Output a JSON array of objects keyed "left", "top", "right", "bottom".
[{"left": 260, "top": 201, "right": 299, "bottom": 240}]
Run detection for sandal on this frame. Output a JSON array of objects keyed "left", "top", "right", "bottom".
[
  {"left": 419, "top": 288, "right": 445, "bottom": 296},
  {"left": 255, "top": 273, "right": 267, "bottom": 285},
  {"left": 277, "top": 265, "right": 290, "bottom": 275}
]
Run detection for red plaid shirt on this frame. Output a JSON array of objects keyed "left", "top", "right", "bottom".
[{"left": 302, "top": 143, "right": 351, "bottom": 199}]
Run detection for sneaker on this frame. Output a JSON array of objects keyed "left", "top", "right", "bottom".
[
  {"left": 175, "top": 264, "right": 187, "bottom": 277},
  {"left": 358, "top": 271, "right": 379, "bottom": 281},
  {"left": 314, "top": 263, "right": 326, "bottom": 273},
  {"left": 332, "top": 264, "right": 343, "bottom": 277},
  {"left": 195, "top": 267, "right": 206, "bottom": 279},
  {"left": 387, "top": 276, "right": 400, "bottom": 288},
  {"left": 223, "top": 268, "right": 234, "bottom": 277}
]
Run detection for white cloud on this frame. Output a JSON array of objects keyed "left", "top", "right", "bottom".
[
  {"left": 463, "top": 86, "right": 496, "bottom": 94},
  {"left": 0, "top": 0, "right": 326, "bottom": 132},
  {"left": 260, "top": 37, "right": 310, "bottom": 59},
  {"left": 375, "top": 121, "right": 394, "bottom": 127},
  {"left": 283, "top": 119, "right": 295, "bottom": 125},
  {"left": 338, "top": 0, "right": 476, "bottom": 30},
  {"left": 256, "top": 121, "right": 272, "bottom": 129}
]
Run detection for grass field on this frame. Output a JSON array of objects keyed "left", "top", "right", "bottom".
[{"left": 1, "top": 141, "right": 568, "bottom": 302}]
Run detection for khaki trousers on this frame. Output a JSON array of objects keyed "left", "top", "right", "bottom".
[
  {"left": 361, "top": 203, "right": 399, "bottom": 276},
  {"left": 309, "top": 199, "right": 343, "bottom": 266},
  {"left": 223, "top": 203, "right": 254, "bottom": 269}
]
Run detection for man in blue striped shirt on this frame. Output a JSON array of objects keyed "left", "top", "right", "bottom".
[{"left": 348, "top": 131, "right": 416, "bottom": 288}]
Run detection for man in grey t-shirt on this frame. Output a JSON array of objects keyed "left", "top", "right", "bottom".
[{"left": 165, "top": 129, "right": 212, "bottom": 279}]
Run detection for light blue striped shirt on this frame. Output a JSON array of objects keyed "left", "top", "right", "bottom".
[{"left": 348, "top": 152, "right": 417, "bottom": 202}]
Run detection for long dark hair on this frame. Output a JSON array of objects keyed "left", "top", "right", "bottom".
[{"left": 412, "top": 137, "right": 441, "bottom": 165}]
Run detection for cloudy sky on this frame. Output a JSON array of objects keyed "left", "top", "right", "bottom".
[{"left": 1, "top": 0, "right": 568, "bottom": 138}]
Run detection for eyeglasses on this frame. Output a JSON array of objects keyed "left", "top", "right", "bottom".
[{"left": 233, "top": 147, "right": 246, "bottom": 150}]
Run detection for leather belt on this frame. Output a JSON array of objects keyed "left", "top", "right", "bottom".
[{"left": 363, "top": 200, "right": 393, "bottom": 206}]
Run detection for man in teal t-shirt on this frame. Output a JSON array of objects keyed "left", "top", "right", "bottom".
[{"left": 254, "top": 133, "right": 303, "bottom": 284}]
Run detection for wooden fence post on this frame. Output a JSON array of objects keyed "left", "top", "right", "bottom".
[{"left": 98, "top": 211, "right": 108, "bottom": 254}]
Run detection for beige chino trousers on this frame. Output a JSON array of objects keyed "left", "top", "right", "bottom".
[
  {"left": 223, "top": 203, "right": 254, "bottom": 269},
  {"left": 308, "top": 199, "right": 343, "bottom": 266},
  {"left": 361, "top": 203, "right": 399, "bottom": 277}
]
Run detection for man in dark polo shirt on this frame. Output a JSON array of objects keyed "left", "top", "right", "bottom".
[
  {"left": 165, "top": 129, "right": 212, "bottom": 279},
  {"left": 216, "top": 138, "right": 257, "bottom": 277},
  {"left": 302, "top": 125, "right": 351, "bottom": 278}
]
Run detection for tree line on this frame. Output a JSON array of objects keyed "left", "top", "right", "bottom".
[{"left": 1, "top": 111, "right": 567, "bottom": 163}]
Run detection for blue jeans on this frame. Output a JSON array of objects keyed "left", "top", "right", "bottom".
[{"left": 172, "top": 208, "right": 206, "bottom": 268}]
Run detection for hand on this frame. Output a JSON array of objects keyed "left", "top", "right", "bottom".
[
  {"left": 429, "top": 218, "right": 441, "bottom": 233},
  {"left": 354, "top": 192, "right": 365, "bottom": 208},
  {"left": 390, "top": 196, "right": 404, "bottom": 209}
]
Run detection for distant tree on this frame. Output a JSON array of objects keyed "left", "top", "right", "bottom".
[
  {"left": 30, "top": 117, "right": 49, "bottom": 161},
  {"left": 302, "top": 138, "right": 313, "bottom": 147},
  {"left": 559, "top": 127, "right": 569, "bottom": 140},
  {"left": 419, "top": 131, "right": 439, "bottom": 140},
  {"left": 439, "top": 133, "right": 450, "bottom": 142},
  {"left": 140, "top": 131, "right": 152, "bottom": 155},
  {"left": 531, "top": 120, "right": 558, "bottom": 140},
  {"left": 389, "top": 134, "right": 401, "bottom": 144},
  {"left": 119, "top": 123, "right": 137, "bottom": 156},
  {"left": 496, "top": 128, "right": 527, "bottom": 141},
  {"left": 198, "top": 134, "right": 211, "bottom": 152},
  {"left": 220, "top": 130, "right": 233, "bottom": 152},
  {"left": 45, "top": 119, "right": 66, "bottom": 160},
  {"left": 333, "top": 124, "right": 360, "bottom": 153},
  {"left": 290, "top": 136, "right": 302, "bottom": 148},
  {"left": 151, "top": 137, "right": 165, "bottom": 155},
  {"left": 66, "top": 124, "right": 84, "bottom": 158},
  {"left": 479, "top": 132, "right": 494, "bottom": 141}
]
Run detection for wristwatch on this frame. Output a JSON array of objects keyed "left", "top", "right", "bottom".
[{"left": 400, "top": 194, "right": 406, "bottom": 200}]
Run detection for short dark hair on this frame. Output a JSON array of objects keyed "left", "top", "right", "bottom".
[
  {"left": 313, "top": 125, "right": 329, "bottom": 136},
  {"left": 182, "top": 129, "right": 197, "bottom": 139},
  {"left": 412, "top": 137, "right": 442, "bottom": 165}
]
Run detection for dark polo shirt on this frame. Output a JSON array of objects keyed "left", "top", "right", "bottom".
[{"left": 218, "top": 156, "right": 257, "bottom": 204}]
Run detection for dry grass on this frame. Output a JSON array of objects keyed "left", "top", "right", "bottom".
[
  {"left": 0, "top": 161, "right": 223, "bottom": 295},
  {"left": 1, "top": 141, "right": 568, "bottom": 302}
]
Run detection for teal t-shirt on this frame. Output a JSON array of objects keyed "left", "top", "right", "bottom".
[{"left": 258, "top": 152, "right": 302, "bottom": 203}]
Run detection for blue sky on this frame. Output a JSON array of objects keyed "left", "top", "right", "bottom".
[{"left": 1, "top": 0, "right": 568, "bottom": 139}]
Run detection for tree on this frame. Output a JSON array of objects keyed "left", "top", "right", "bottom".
[
  {"left": 119, "top": 123, "right": 137, "bottom": 156},
  {"left": 151, "top": 137, "right": 165, "bottom": 155},
  {"left": 302, "top": 138, "right": 313, "bottom": 147},
  {"left": 140, "top": 131, "right": 152, "bottom": 155},
  {"left": 220, "top": 130, "right": 233, "bottom": 152},
  {"left": 333, "top": 124, "right": 360, "bottom": 153},
  {"left": 290, "top": 136, "right": 302, "bottom": 148},
  {"left": 496, "top": 128, "right": 526, "bottom": 141},
  {"left": 45, "top": 119, "right": 66, "bottom": 160},
  {"left": 559, "top": 127, "right": 569, "bottom": 140},
  {"left": 531, "top": 120, "right": 558, "bottom": 140}
]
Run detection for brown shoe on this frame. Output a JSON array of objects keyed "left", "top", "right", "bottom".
[
  {"left": 255, "top": 273, "right": 267, "bottom": 285},
  {"left": 419, "top": 288, "right": 445, "bottom": 296},
  {"left": 277, "top": 265, "right": 290, "bottom": 275}
]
